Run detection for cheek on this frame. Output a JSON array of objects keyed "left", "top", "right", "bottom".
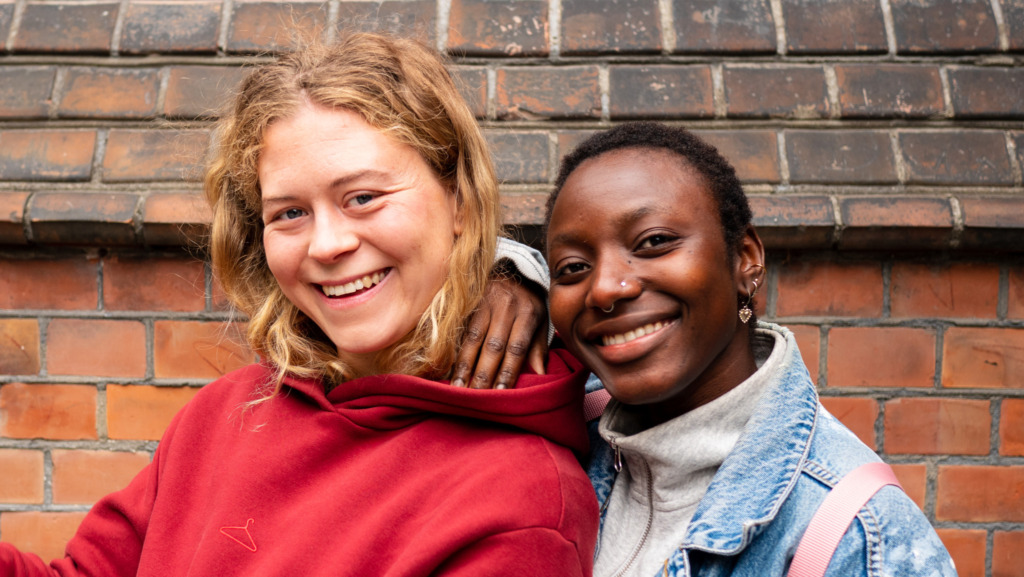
[{"left": 548, "top": 289, "right": 579, "bottom": 338}]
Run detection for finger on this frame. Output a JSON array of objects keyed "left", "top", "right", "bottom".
[
  {"left": 492, "top": 316, "right": 538, "bottom": 389},
  {"left": 526, "top": 326, "right": 548, "bottom": 375},
  {"left": 469, "top": 306, "right": 517, "bottom": 389},
  {"left": 452, "top": 308, "right": 490, "bottom": 387}
]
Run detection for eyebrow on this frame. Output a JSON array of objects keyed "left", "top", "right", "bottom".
[{"left": 261, "top": 168, "right": 394, "bottom": 207}]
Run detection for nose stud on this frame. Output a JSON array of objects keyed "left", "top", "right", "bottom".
[{"left": 620, "top": 280, "right": 626, "bottom": 287}]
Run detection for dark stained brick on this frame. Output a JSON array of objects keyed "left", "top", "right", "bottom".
[
  {"left": 786, "top": 130, "right": 897, "bottom": 184},
  {"left": 0, "top": 130, "right": 95, "bottom": 181},
  {"left": 1015, "top": 132, "right": 1024, "bottom": 179},
  {"left": 0, "top": 2, "right": 14, "bottom": 51},
  {"left": 0, "top": 67, "right": 55, "bottom": 119},
  {"left": 899, "top": 131, "right": 1014, "bottom": 185},
  {"left": 609, "top": 65, "right": 713, "bottom": 119},
  {"left": 0, "top": 191, "right": 30, "bottom": 245},
  {"left": 448, "top": 0, "right": 549, "bottom": 57},
  {"left": 749, "top": 195, "right": 835, "bottom": 249},
  {"left": 959, "top": 196, "right": 1024, "bottom": 250},
  {"left": 58, "top": 68, "right": 160, "bottom": 119},
  {"left": 561, "top": 0, "right": 662, "bottom": 55},
  {"left": 838, "top": 196, "right": 953, "bottom": 250},
  {"left": 835, "top": 64, "right": 944, "bottom": 118},
  {"left": 556, "top": 130, "right": 600, "bottom": 163},
  {"left": 120, "top": 1, "right": 220, "bottom": 54},
  {"left": 450, "top": 66, "right": 488, "bottom": 119},
  {"left": 29, "top": 192, "right": 139, "bottom": 246},
  {"left": 694, "top": 130, "right": 781, "bottom": 183},
  {"left": 890, "top": 0, "right": 999, "bottom": 54},
  {"left": 13, "top": 2, "right": 119, "bottom": 53},
  {"left": 1005, "top": 0, "right": 1024, "bottom": 51},
  {"left": 142, "top": 192, "right": 211, "bottom": 246},
  {"left": 336, "top": 0, "right": 436, "bottom": 44},
  {"left": 486, "top": 132, "right": 550, "bottom": 184},
  {"left": 724, "top": 66, "right": 829, "bottom": 118},
  {"left": 227, "top": 1, "right": 328, "bottom": 54},
  {"left": 164, "top": 66, "right": 247, "bottom": 119},
  {"left": 672, "top": 0, "right": 776, "bottom": 53},
  {"left": 102, "top": 129, "right": 209, "bottom": 182},
  {"left": 948, "top": 67, "right": 1024, "bottom": 119},
  {"left": 501, "top": 192, "right": 548, "bottom": 226},
  {"left": 782, "top": 0, "right": 886, "bottom": 54},
  {"left": 495, "top": 66, "right": 601, "bottom": 120}
]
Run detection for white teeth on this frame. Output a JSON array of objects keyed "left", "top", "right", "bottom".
[
  {"left": 601, "top": 321, "right": 666, "bottom": 347},
  {"left": 321, "top": 270, "right": 385, "bottom": 297}
]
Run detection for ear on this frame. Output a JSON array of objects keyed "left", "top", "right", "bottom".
[{"left": 734, "top": 225, "right": 766, "bottom": 296}]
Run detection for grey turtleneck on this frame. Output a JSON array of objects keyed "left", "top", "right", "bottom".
[{"left": 594, "top": 328, "right": 786, "bottom": 577}]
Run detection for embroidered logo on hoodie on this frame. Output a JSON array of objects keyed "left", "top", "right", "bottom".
[{"left": 220, "top": 518, "right": 257, "bottom": 552}]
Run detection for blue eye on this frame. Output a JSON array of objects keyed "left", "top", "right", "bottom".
[
  {"left": 281, "top": 208, "right": 305, "bottom": 220},
  {"left": 347, "top": 193, "right": 377, "bottom": 207}
]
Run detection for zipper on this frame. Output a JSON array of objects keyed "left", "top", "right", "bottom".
[{"left": 611, "top": 446, "right": 655, "bottom": 577}]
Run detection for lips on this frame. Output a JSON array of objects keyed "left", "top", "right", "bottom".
[{"left": 320, "top": 269, "right": 388, "bottom": 297}]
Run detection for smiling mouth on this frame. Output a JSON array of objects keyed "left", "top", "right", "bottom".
[
  {"left": 320, "top": 269, "right": 388, "bottom": 297},
  {"left": 600, "top": 320, "right": 668, "bottom": 347}
]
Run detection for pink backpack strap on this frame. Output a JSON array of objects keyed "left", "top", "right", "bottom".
[
  {"left": 583, "top": 388, "right": 611, "bottom": 421},
  {"left": 786, "top": 462, "right": 903, "bottom": 577}
]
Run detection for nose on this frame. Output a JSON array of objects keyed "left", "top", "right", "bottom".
[
  {"left": 307, "top": 211, "right": 359, "bottom": 263},
  {"left": 585, "top": 256, "right": 640, "bottom": 313}
]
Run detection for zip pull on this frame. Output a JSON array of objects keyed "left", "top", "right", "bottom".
[{"left": 610, "top": 438, "right": 623, "bottom": 472}]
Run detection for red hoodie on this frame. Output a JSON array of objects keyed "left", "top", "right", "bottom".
[{"left": 0, "top": 349, "right": 598, "bottom": 576}]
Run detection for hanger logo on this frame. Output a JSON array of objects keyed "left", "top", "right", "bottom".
[{"left": 220, "top": 518, "right": 258, "bottom": 552}]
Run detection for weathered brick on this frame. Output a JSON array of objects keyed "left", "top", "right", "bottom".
[
  {"left": 0, "top": 512, "right": 88, "bottom": 561},
  {"left": 890, "top": 0, "right": 999, "bottom": 54},
  {"left": 495, "top": 67, "right": 601, "bottom": 120},
  {"left": 107, "top": 385, "right": 200, "bottom": 440},
  {"left": 47, "top": 319, "right": 146, "bottom": 378},
  {"left": 141, "top": 191, "right": 212, "bottom": 246},
  {"left": 694, "top": 130, "right": 781, "bottom": 183},
  {"left": 819, "top": 396, "right": 876, "bottom": 448},
  {"left": 153, "top": 320, "right": 252, "bottom": 379},
  {"left": 935, "top": 529, "right": 986, "bottom": 577},
  {"left": 0, "top": 190, "right": 30, "bottom": 245},
  {"left": 890, "top": 463, "right": 927, "bottom": 510},
  {"left": 501, "top": 192, "right": 548, "bottom": 227},
  {"left": 448, "top": 0, "right": 549, "bottom": 57},
  {"left": 723, "top": 66, "right": 829, "bottom": 118},
  {"left": 949, "top": 67, "right": 1024, "bottom": 118},
  {"left": 884, "top": 397, "right": 991, "bottom": 455},
  {"left": 0, "top": 67, "right": 55, "bottom": 118},
  {"left": 103, "top": 254, "right": 205, "bottom": 312},
  {"left": 838, "top": 196, "right": 953, "bottom": 250},
  {"left": 0, "top": 449, "right": 44, "bottom": 504},
  {"left": 227, "top": 1, "right": 328, "bottom": 54},
  {"left": 1006, "top": 0, "right": 1024, "bottom": 51},
  {"left": 835, "top": 64, "right": 944, "bottom": 118},
  {"left": 899, "top": 130, "right": 1014, "bottom": 185},
  {"left": 336, "top": 0, "right": 436, "bottom": 44},
  {"left": 788, "top": 324, "right": 820, "bottom": 383},
  {"left": 786, "top": 130, "right": 896, "bottom": 184},
  {"left": 0, "top": 130, "right": 96, "bottom": 181},
  {"left": 993, "top": 531, "right": 1024, "bottom": 577},
  {"left": 959, "top": 196, "right": 1024, "bottom": 250},
  {"left": 58, "top": 67, "right": 159, "bottom": 119},
  {"left": 0, "top": 383, "right": 97, "bottom": 440},
  {"left": 609, "top": 65, "right": 713, "bottom": 119},
  {"left": 164, "top": 66, "right": 246, "bottom": 119},
  {"left": 556, "top": 130, "right": 600, "bottom": 164},
  {"left": 561, "top": 0, "right": 661, "bottom": 55},
  {"left": 120, "top": 1, "right": 220, "bottom": 54},
  {"left": 51, "top": 449, "right": 150, "bottom": 504},
  {"left": 102, "top": 129, "right": 208, "bottom": 182},
  {"left": 672, "top": 0, "right": 776, "bottom": 53},
  {"left": 781, "top": 0, "right": 886, "bottom": 54},
  {"left": 942, "top": 327, "right": 1024, "bottom": 389},
  {"left": 0, "top": 318, "right": 40, "bottom": 375},
  {"left": 937, "top": 465, "right": 1024, "bottom": 522},
  {"left": 1012, "top": 264, "right": 1024, "bottom": 320},
  {"left": 486, "top": 131, "right": 550, "bottom": 184},
  {"left": 29, "top": 192, "right": 139, "bottom": 246},
  {"left": 827, "top": 327, "right": 936, "bottom": 388},
  {"left": 0, "top": 1, "right": 12, "bottom": 51},
  {"left": 1000, "top": 399, "right": 1024, "bottom": 457},
  {"left": 13, "top": 2, "right": 118, "bottom": 53},
  {"left": 0, "top": 256, "right": 98, "bottom": 310},
  {"left": 749, "top": 195, "right": 834, "bottom": 249},
  {"left": 776, "top": 261, "right": 883, "bottom": 317},
  {"left": 891, "top": 262, "right": 999, "bottom": 318},
  {"left": 450, "top": 66, "right": 487, "bottom": 119}
]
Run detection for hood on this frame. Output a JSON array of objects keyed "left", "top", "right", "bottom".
[{"left": 280, "top": 348, "right": 590, "bottom": 454}]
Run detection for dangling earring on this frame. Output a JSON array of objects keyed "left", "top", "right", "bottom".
[{"left": 739, "top": 279, "right": 759, "bottom": 324}]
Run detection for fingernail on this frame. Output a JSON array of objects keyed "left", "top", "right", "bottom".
[
  {"left": 496, "top": 383, "right": 507, "bottom": 390},
  {"left": 453, "top": 378, "right": 466, "bottom": 387}
]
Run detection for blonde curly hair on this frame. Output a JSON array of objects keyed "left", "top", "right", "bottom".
[{"left": 204, "top": 33, "right": 501, "bottom": 391}]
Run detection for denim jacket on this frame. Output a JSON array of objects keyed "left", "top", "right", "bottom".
[{"left": 584, "top": 322, "right": 957, "bottom": 577}]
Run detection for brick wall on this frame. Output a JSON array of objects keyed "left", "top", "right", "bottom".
[{"left": 0, "top": 0, "right": 1021, "bottom": 573}]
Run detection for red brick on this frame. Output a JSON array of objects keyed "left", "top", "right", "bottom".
[
  {"left": 226, "top": 1, "right": 328, "bottom": 54},
  {"left": 942, "top": 327, "right": 1024, "bottom": 389},
  {"left": 0, "top": 66, "right": 55, "bottom": 118},
  {"left": 1012, "top": 265, "right": 1024, "bottom": 321},
  {"left": 486, "top": 131, "right": 550, "bottom": 184},
  {"left": 46, "top": 319, "right": 146, "bottom": 378},
  {"left": 935, "top": 529, "right": 986, "bottom": 577},
  {"left": 776, "top": 261, "right": 883, "bottom": 317},
  {"left": 891, "top": 262, "right": 999, "bottom": 319},
  {"left": 335, "top": 0, "right": 436, "bottom": 44},
  {"left": 788, "top": 324, "right": 820, "bottom": 384},
  {"left": 0, "top": 512, "right": 88, "bottom": 561},
  {"left": 671, "top": 0, "right": 776, "bottom": 53},
  {"left": 960, "top": 196, "right": 1024, "bottom": 251},
  {"left": 0, "top": 257, "right": 98, "bottom": 310},
  {"left": 839, "top": 196, "right": 954, "bottom": 250},
  {"left": 609, "top": 65, "right": 713, "bottom": 119},
  {"left": 119, "top": 1, "right": 220, "bottom": 54},
  {"left": 57, "top": 67, "right": 159, "bottom": 119},
  {"left": 0, "top": 449, "right": 44, "bottom": 504},
  {"left": 890, "top": 0, "right": 999, "bottom": 54},
  {"left": 561, "top": 0, "right": 662, "bottom": 55},
  {"left": 884, "top": 397, "right": 990, "bottom": 455},
  {"left": 51, "top": 449, "right": 150, "bottom": 504},
  {"left": 1000, "top": 399, "right": 1024, "bottom": 457},
  {"left": 0, "top": 190, "right": 30, "bottom": 245},
  {"left": 448, "top": 0, "right": 549, "bottom": 57},
  {"left": 501, "top": 193, "right": 548, "bottom": 227},
  {"left": 835, "top": 64, "right": 944, "bottom": 118},
  {"left": 820, "top": 396, "right": 877, "bottom": 448},
  {"left": 694, "top": 130, "right": 781, "bottom": 184},
  {"left": 153, "top": 320, "right": 252, "bottom": 379},
  {"left": 164, "top": 66, "right": 247, "bottom": 119},
  {"left": 890, "top": 463, "right": 927, "bottom": 510},
  {"left": 993, "top": 531, "right": 1024, "bottom": 577},
  {"left": 141, "top": 191, "right": 212, "bottom": 246},
  {"left": 0, "top": 130, "right": 96, "bottom": 181},
  {"left": 0, "top": 318, "right": 40, "bottom": 375},
  {"left": 949, "top": 67, "right": 1024, "bottom": 119},
  {"left": 103, "top": 254, "right": 205, "bottom": 312},
  {"left": 827, "top": 327, "right": 936, "bottom": 388},
  {"left": 495, "top": 66, "right": 601, "bottom": 120},
  {"left": 102, "top": 129, "right": 208, "bottom": 182},
  {"left": 899, "top": 130, "right": 1014, "bottom": 186},
  {"left": 937, "top": 465, "right": 1024, "bottom": 522},
  {"left": 781, "top": 0, "right": 886, "bottom": 54},
  {"left": 28, "top": 192, "right": 140, "bottom": 246},
  {"left": 13, "top": 2, "right": 118, "bottom": 53},
  {"left": 450, "top": 67, "right": 487, "bottom": 119},
  {"left": 0, "top": 383, "right": 97, "bottom": 440},
  {"left": 107, "top": 384, "right": 200, "bottom": 440},
  {"left": 724, "top": 66, "right": 829, "bottom": 119},
  {"left": 786, "top": 131, "right": 897, "bottom": 184}
]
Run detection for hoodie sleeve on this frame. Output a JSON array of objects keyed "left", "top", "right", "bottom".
[{"left": 433, "top": 527, "right": 590, "bottom": 577}]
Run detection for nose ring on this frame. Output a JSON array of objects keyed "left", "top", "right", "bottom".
[{"left": 601, "top": 304, "right": 614, "bottom": 313}]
